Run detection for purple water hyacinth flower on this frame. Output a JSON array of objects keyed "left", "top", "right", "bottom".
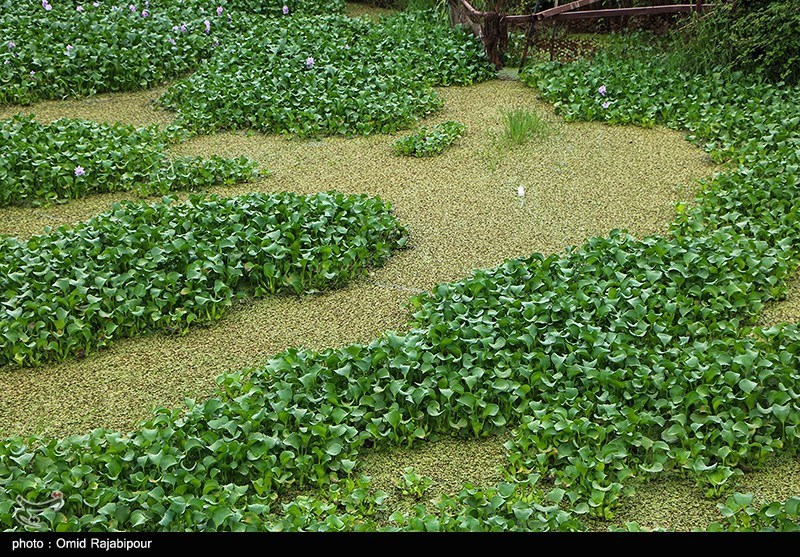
[
  {"left": 216, "top": 6, "right": 223, "bottom": 15},
  {"left": 76, "top": 5, "right": 84, "bottom": 12},
  {"left": 7, "top": 41, "right": 15, "bottom": 49},
  {"left": 141, "top": 9, "right": 149, "bottom": 17},
  {"left": 66, "top": 44, "right": 73, "bottom": 53},
  {"left": 129, "top": 4, "right": 136, "bottom": 12},
  {"left": 180, "top": 24, "right": 187, "bottom": 33},
  {"left": 344, "top": 44, "right": 349, "bottom": 50},
  {"left": 204, "top": 19, "right": 210, "bottom": 33},
  {"left": 168, "top": 37, "right": 176, "bottom": 44},
  {"left": 93, "top": 1, "right": 100, "bottom": 6},
  {"left": 74, "top": 166, "right": 85, "bottom": 177},
  {"left": 598, "top": 84, "right": 607, "bottom": 96},
  {"left": 145, "top": 0, "right": 149, "bottom": 6},
  {"left": 602, "top": 101, "right": 611, "bottom": 109},
  {"left": 30, "top": 70, "right": 35, "bottom": 76},
  {"left": 42, "top": 0, "right": 52, "bottom": 11},
  {"left": 305, "top": 56, "right": 314, "bottom": 68},
  {"left": 282, "top": 5, "right": 289, "bottom": 14}
]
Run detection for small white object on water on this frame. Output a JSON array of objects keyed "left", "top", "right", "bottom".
[{"left": 517, "top": 185, "right": 525, "bottom": 207}]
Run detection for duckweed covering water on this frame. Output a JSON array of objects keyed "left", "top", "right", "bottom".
[
  {"left": 0, "top": 80, "right": 712, "bottom": 438},
  {"left": 4, "top": 8, "right": 799, "bottom": 531}
]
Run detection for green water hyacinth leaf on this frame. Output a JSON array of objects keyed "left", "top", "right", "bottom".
[{"left": 738, "top": 378, "right": 758, "bottom": 394}]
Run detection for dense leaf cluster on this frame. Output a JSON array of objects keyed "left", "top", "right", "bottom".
[
  {"left": 222, "top": 0, "right": 344, "bottom": 16},
  {"left": 0, "top": 115, "right": 258, "bottom": 206},
  {"left": 373, "top": 10, "right": 495, "bottom": 88},
  {"left": 674, "top": 0, "right": 800, "bottom": 85},
  {"left": 3, "top": 28, "right": 800, "bottom": 533},
  {"left": 393, "top": 121, "right": 465, "bottom": 157},
  {"left": 1, "top": 4, "right": 491, "bottom": 135},
  {"left": 0, "top": 0, "right": 236, "bottom": 105},
  {"left": 159, "top": 11, "right": 493, "bottom": 136},
  {"left": 521, "top": 41, "right": 800, "bottom": 163},
  {"left": 0, "top": 192, "right": 407, "bottom": 366},
  {"left": 709, "top": 493, "right": 800, "bottom": 532},
  {"left": 267, "top": 476, "right": 584, "bottom": 532}
]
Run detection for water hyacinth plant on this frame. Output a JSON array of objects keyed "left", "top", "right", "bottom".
[
  {"left": 1, "top": 4, "right": 492, "bottom": 134},
  {"left": 393, "top": 121, "right": 466, "bottom": 157},
  {"left": 158, "top": 10, "right": 493, "bottom": 136},
  {"left": 223, "top": 0, "right": 343, "bottom": 16},
  {"left": 1, "top": 3, "right": 800, "bottom": 534},
  {"left": 0, "top": 0, "right": 241, "bottom": 105},
  {"left": 0, "top": 115, "right": 259, "bottom": 206},
  {"left": 0, "top": 191, "right": 408, "bottom": 367}
]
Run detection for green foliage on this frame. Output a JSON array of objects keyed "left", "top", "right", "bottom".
[
  {"left": 3, "top": 20, "right": 800, "bottom": 532},
  {"left": 499, "top": 108, "right": 549, "bottom": 146},
  {"left": 394, "top": 467, "right": 433, "bottom": 499},
  {"left": 135, "top": 154, "right": 262, "bottom": 197},
  {"left": 393, "top": 121, "right": 465, "bottom": 157},
  {"left": 159, "top": 11, "right": 492, "bottom": 136},
  {"left": 411, "top": 230, "right": 800, "bottom": 515},
  {"left": 268, "top": 475, "right": 388, "bottom": 531},
  {"left": 236, "top": 473, "right": 585, "bottom": 532},
  {"left": 708, "top": 493, "right": 800, "bottom": 532},
  {"left": 509, "top": 37, "right": 800, "bottom": 517},
  {"left": 1, "top": 4, "right": 490, "bottom": 135},
  {"left": 0, "top": 115, "right": 258, "bottom": 206},
  {"left": 374, "top": 9, "right": 493, "bottom": 86},
  {"left": 388, "top": 481, "right": 584, "bottom": 531},
  {"left": 0, "top": 0, "right": 236, "bottom": 105},
  {"left": 0, "top": 192, "right": 408, "bottom": 367},
  {"left": 390, "top": 0, "right": 442, "bottom": 11},
  {"left": 223, "top": 0, "right": 345, "bottom": 16},
  {"left": 674, "top": 1, "right": 800, "bottom": 85},
  {"left": 521, "top": 39, "right": 800, "bottom": 162}
]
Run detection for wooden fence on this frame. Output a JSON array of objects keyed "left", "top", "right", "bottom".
[{"left": 447, "top": 0, "right": 716, "bottom": 67}]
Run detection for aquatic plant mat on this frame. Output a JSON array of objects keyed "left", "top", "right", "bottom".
[{"left": 0, "top": 79, "right": 713, "bottom": 437}]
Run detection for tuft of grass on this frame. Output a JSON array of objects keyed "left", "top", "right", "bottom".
[{"left": 499, "top": 108, "right": 550, "bottom": 146}]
